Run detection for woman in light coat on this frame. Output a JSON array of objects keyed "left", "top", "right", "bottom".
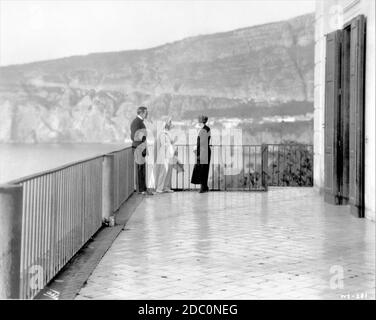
[{"left": 155, "top": 118, "right": 175, "bottom": 193}]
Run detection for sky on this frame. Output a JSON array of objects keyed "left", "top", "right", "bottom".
[{"left": 0, "top": 0, "right": 315, "bottom": 66}]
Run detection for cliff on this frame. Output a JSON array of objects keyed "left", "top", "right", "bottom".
[{"left": 0, "top": 13, "right": 314, "bottom": 143}]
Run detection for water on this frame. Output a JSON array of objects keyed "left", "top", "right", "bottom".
[{"left": 0, "top": 143, "right": 128, "bottom": 184}]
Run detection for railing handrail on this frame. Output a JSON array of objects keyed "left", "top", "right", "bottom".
[
  {"left": 4, "top": 142, "right": 313, "bottom": 185},
  {"left": 267, "top": 143, "right": 313, "bottom": 146},
  {"left": 175, "top": 144, "right": 263, "bottom": 147},
  {"left": 175, "top": 144, "right": 312, "bottom": 147},
  {"left": 5, "top": 144, "right": 132, "bottom": 185}
]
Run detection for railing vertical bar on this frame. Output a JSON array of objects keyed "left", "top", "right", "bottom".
[
  {"left": 43, "top": 175, "right": 48, "bottom": 284},
  {"left": 42, "top": 174, "right": 47, "bottom": 286},
  {"left": 248, "top": 146, "right": 250, "bottom": 191},
  {"left": 31, "top": 178, "right": 38, "bottom": 297},
  {"left": 276, "top": 145, "right": 278, "bottom": 185},
  {"left": 67, "top": 167, "right": 70, "bottom": 259},
  {"left": 20, "top": 181, "right": 26, "bottom": 298},
  {"left": 62, "top": 168, "right": 66, "bottom": 268},
  {"left": 90, "top": 161, "right": 94, "bottom": 236},
  {"left": 49, "top": 173, "right": 55, "bottom": 282},
  {"left": 217, "top": 146, "right": 220, "bottom": 191},
  {"left": 28, "top": 180, "right": 34, "bottom": 299},
  {"left": 68, "top": 166, "right": 72, "bottom": 261},
  {"left": 64, "top": 168, "right": 68, "bottom": 266},
  {"left": 47, "top": 174, "right": 52, "bottom": 283},
  {"left": 60, "top": 170, "right": 64, "bottom": 268},
  {"left": 39, "top": 175, "right": 43, "bottom": 288},
  {"left": 58, "top": 170, "right": 63, "bottom": 272},
  {"left": 212, "top": 146, "right": 215, "bottom": 190},
  {"left": 30, "top": 178, "right": 37, "bottom": 298},
  {"left": 255, "top": 146, "right": 258, "bottom": 189},
  {"left": 54, "top": 172, "right": 59, "bottom": 275},
  {"left": 23, "top": 181, "right": 31, "bottom": 299},
  {"left": 176, "top": 147, "right": 179, "bottom": 189},
  {"left": 39, "top": 176, "right": 45, "bottom": 279},
  {"left": 72, "top": 166, "right": 75, "bottom": 256},
  {"left": 36, "top": 177, "right": 42, "bottom": 289},
  {"left": 72, "top": 166, "right": 76, "bottom": 253},
  {"left": 68, "top": 166, "right": 72, "bottom": 259},
  {"left": 58, "top": 170, "right": 62, "bottom": 269},
  {"left": 224, "top": 145, "right": 226, "bottom": 191},
  {"left": 39, "top": 175, "right": 47, "bottom": 285},
  {"left": 299, "top": 147, "right": 302, "bottom": 184},
  {"left": 80, "top": 164, "right": 84, "bottom": 246},
  {"left": 87, "top": 163, "right": 90, "bottom": 239},
  {"left": 76, "top": 165, "right": 80, "bottom": 249},
  {"left": 71, "top": 166, "right": 75, "bottom": 256},
  {"left": 272, "top": 146, "right": 275, "bottom": 185}
]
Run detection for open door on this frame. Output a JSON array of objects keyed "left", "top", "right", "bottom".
[
  {"left": 348, "top": 15, "right": 366, "bottom": 218},
  {"left": 324, "top": 30, "right": 342, "bottom": 205},
  {"left": 323, "top": 15, "right": 366, "bottom": 217}
]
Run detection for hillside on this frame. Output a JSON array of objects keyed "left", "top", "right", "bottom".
[{"left": 0, "top": 13, "right": 314, "bottom": 143}]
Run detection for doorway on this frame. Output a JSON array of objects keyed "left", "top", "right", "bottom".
[{"left": 324, "top": 15, "right": 366, "bottom": 218}]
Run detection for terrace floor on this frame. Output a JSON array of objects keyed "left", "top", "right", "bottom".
[{"left": 76, "top": 188, "right": 375, "bottom": 300}]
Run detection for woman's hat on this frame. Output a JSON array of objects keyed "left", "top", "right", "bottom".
[{"left": 198, "top": 115, "right": 208, "bottom": 124}]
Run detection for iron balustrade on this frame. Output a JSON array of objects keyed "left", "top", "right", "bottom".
[
  {"left": 170, "top": 144, "right": 313, "bottom": 190},
  {"left": 0, "top": 143, "right": 312, "bottom": 299},
  {"left": 267, "top": 144, "right": 313, "bottom": 187},
  {"left": 111, "top": 147, "right": 135, "bottom": 211},
  {"left": 4, "top": 146, "right": 134, "bottom": 299},
  {"left": 171, "top": 144, "right": 268, "bottom": 191}
]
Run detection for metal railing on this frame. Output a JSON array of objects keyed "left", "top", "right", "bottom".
[
  {"left": 111, "top": 147, "right": 135, "bottom": 211},
  {"left": 171, "top": 144, "right": 268, "bottom": 191},
  {"left": 171, "top": 144, "right": 313, "bottom": 190},
  {"left": 2, "top": 146, "right": 134, "bottom": 299},
  {"left": 267, "top": 144, "right": 313, "bottom": 187},
  {"left": 0, "top": 142, "right": 312, "bottom": 299}
]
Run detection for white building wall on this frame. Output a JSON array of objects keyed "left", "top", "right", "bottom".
[
  {"left": 314, "top": 0, "right": 375, "bottom": 221},
  {"left": 363, "top": 0, "right": 375, "bottom": 221}
]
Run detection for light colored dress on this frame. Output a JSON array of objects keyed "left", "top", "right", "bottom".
[
  {"left": 144, "top": 119, "right": 156, "bottom": 190},
  {"left": 155, "top": 129, "right": 175, "bottom": 192}
]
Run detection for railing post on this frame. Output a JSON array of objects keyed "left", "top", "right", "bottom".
[
  {"left": 261, "top": 144, "right": 269, "bottom": 191},
  {"left": 0, "top": 184, "right": 23, "bottom": 299},
  {"left": 102, "top": 155, "right": 115, "bottom": 225}
]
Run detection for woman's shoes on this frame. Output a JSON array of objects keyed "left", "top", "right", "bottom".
[
  {"left": 198, "top": 186, "right": 209, "bottom": 193},
  {"left": 140, "top": 190, "right": 155, "bottom": 195},
  {"left": 156, "top": 189, "right": 174, "bottom": 193}
]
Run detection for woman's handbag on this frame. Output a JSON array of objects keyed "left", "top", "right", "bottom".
[{"left": 172, "top": 156, "right": 184, "bottom": 173}]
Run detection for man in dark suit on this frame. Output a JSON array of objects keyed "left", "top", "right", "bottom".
[
  {"left": 130, "top": 106, "right": 154, "bottom": 195},
  {"left": 191, "top": 115, "right": 211, "bottom": 193}
]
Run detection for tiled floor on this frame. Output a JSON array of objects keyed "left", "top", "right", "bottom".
[{"left": 76, "top": 188, "right": 375, "bottom": 300}]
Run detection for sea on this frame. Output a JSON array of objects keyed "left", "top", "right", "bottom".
[{"left": 0, "top": 143, "right": 127, "bottom": 184}]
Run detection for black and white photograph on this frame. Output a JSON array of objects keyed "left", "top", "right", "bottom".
[{"left": 0, "top": 0, "right": 375, "bottom": 304}]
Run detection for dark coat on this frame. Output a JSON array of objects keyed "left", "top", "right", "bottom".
[
  {"left": 130, "top": 116, "right": 147, "bottom": 157},
  {"left": 191, "top": 125, "right": 211, "bottom": 185}
]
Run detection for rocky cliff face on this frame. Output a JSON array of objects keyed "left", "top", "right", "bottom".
[{"left": 0, "top": 13, "right": 314, "bottom": 143}]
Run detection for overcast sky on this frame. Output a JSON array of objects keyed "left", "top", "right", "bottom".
[{"left": 0, "top": 0, "right": 315, "bottom": 66}]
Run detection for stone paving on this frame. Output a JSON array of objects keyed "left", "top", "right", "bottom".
[{"left": 76, "top": 188, "right": 375, "bottom": 300}]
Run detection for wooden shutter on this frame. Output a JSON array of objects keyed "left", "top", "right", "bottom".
[
  {"left": 324, "top": 30, "right": 342, "bottom": 205},
  {"left": 349, "top": 15, "right": 366, "bottom": 218},
  {"left": 339, "top": 28, "right": 351, "bottom": 204}
]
